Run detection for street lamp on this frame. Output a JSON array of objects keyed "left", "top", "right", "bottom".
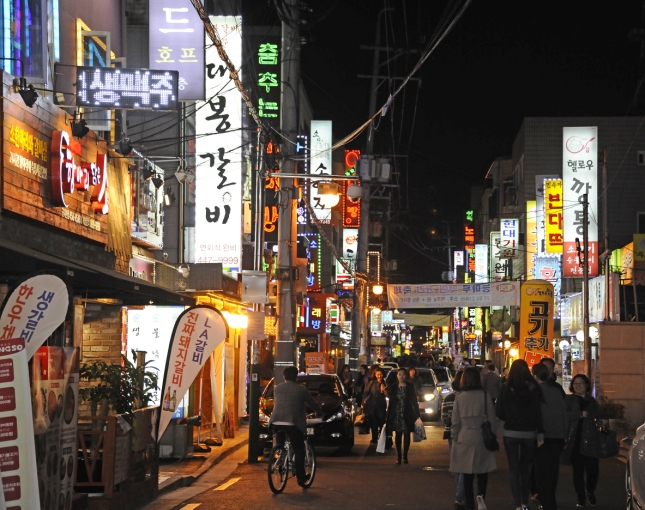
[{"left": 372, "top": 284, "right": 383, "bottom": 295}]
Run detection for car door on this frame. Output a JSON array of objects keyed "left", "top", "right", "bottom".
[{"left": 633, "top": 423, "right": 645, "bottom": 506}]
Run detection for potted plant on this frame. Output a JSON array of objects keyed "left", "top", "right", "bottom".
[{"left": 598, "top": 395, "right": 629, "bottom": 435}]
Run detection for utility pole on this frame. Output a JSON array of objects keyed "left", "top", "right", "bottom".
[
  {"left": 274, "top": 0, "right": 299, "bottom": 381},
  {"left": 582, "top": 193, "right": 592, "bottom": 382},
  {"left": 352, "top": 8, "right": 392, "bottom": 371},
  {"left": 602, "top": 148, "right": 610, "bottom": 321}
]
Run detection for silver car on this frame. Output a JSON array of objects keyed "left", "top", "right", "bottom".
[{"left": 627, "top": 424, "right": 645, "bottom": 509}]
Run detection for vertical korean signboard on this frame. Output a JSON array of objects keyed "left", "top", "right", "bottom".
[
  {"left": 490, "top": 232, "right": 506, "bottom": 281},
  {"left": 519, "top": 280, "right": 554, "bottom": 367},
  {"left": 500, "top": 219, "right": 519, "bottom": 258},
  {"left": 255, "top": 38, "right": 280, "bottom": 121},
  {"left": 526, "top": 201, "right": 537, "bottom": 279},
  {"left": 563, "top": 127, "right": 598, "bottom": 277},
  {"left": 310, "top": 120, "right": 333, "bottom": 223},
  {"left": 544, "top": 179, "right": 563, "bottom": 253},
  {"left": 0, "top": 338, "right": 39, "bottom": 509},
  {"left": 475, "top": 244, "right": 488, "bottom": 283},
  {"left": 195, "top": 17, "right": 242, "bottom": 270},
  {"left": 158, "top": 306, "right": 228, "bottom": 441},
  {"left": 149, "top": 0, "right": 204, "bottom": 101}
]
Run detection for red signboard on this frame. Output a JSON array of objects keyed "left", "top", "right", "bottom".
[{"left": 342, "top": 181, "right": 360, "bottom": 228}]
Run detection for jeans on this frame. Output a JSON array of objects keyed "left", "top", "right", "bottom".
[
  {"left": 571, "top": 449, "right": 599, "bottom": 504},
  {"left": 272, "top": 425, "right": 306, "bottom": 483},
  {"left": 449, "top": 438, "right": 466, "bottom": 503},
  {"left": 504, "top": 436, "right": 537, "bottom": 507},
  {"left": 394, "top": 430, "right": 411, "bottom": 459},
  {"left": 463, "top": 473, "right": 488, "bottom": 509},
  {"left": 534, "top": 439, "right": 565, "bottom": 510}
]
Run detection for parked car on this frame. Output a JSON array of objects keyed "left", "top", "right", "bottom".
[
  {"left": 384, "top": 368, "right": 442, "bottom": 421},
  {"left": 627, "top": 422, "right": 645, "bottom": 509},
  {"left": 432, "top": 366, "right": 453, "bottom": 396},
  {"left": 257, "top": 374, "right": 355, "bottom": 454}
]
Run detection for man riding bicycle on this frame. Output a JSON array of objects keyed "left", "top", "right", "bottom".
[{"left": 269, "top": 366, "right": 322, "bottom": 488}]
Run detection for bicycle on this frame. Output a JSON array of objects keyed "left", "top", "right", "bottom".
[{"left": 267, "top": 436, "right": 316, "bottom": 494}]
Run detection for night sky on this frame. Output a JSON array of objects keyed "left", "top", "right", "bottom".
[{"left": 246, "top": 0, "right": 643, "bottom": 283}]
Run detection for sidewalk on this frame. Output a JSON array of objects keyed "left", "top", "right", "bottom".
[{"left": 142, "top": 425, "right": 249, "bottom": 509}]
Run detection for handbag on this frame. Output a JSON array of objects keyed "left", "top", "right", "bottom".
[
  {"left": 481, "top": 391, "right": 499, "bottom": 452},
  {"left": 376, "top": 424, "right": 387, "bottom": 453},
  {"left": 597, "top": 422, "right": 620, "bottom": 458},
  {"left": 413, "top": 418, "right": 426, "bottom": 442}
]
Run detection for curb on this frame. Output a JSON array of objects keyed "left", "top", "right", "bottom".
[{"left": 157, "top": 436, "right": 249, "bottom": 497}]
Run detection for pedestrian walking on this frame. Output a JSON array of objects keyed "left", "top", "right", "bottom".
[
  {"left": 442, "top": 370, "right": 467, "bottom": 508},
  {"left": 495, "top": 359, "right": 544, "bottom": 510},
  {"left": 541, "top": 357, "right": 566, "bottom": 398},
  {"left": 362, "top": 367, "right": 387, "bottom": 444},
  {"left": 353, "top": 364, "right": 368, "bottom": 406},
  {"left": 481, "top": 363, "right": 501, "bottom": 404},
  {"left": 408, "top": 366, "right": 422, "bottom": 395},
  {"left": 449, "top": 367, "right": 498, "bottom": 510},
  {"left": 500, "top": 367, "right": 509, "bottom": 385},
  {"left": 386, "top": 368, "right": 420, "bottom": 465},
  {"left": 339, "top": 364, "right": 353, "bottom": 397},
  {"left": 531, "top": 363, "right": 567, "bottom": 510},
  {"left": 562, "top": 374, "right": 607, "bottom": 508}
]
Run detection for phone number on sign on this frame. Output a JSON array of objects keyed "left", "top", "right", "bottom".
[{"left": 195, "top": 257, "right": 239, "bottom": 264}]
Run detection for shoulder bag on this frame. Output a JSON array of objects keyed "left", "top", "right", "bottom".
[
  {"left": 481, "top": 391, "right": 499, "bottom": 452},
  {"left": 596, "top": 421, "right": 620, "bottom": 458}
]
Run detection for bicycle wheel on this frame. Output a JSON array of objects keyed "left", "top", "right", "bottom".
[
  {"left": 302, "top": 442, "right": 316, "bottom": 488},
  {"left": 268, "top": 445, "right": 288, "bottom": 494}
]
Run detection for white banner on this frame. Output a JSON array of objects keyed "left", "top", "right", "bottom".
[
  {"left": 0, "top": 274, "right": 70, "bottom": 360},
  {"left": 490, "top": 232, "right": 506, "bottom": 281},
  {"left": 0, "top": 338, "right": 39, "bottom": 508},
  {"left": 500, "top": 218, "right": 519, "bottom": 258},
  {"left": 387, "top": 282, "right": 520, "bottom": 309},
  {"left": 158, "top": 306, "right": 228, "bottom": 441},
  {"left": 342, "top": 228, "right": 358, "bottom": 259},
  {"left": 310, "top": 120, "right": 333, "bottom": 223},
  {"left": 475, "top": 244, "right": 488, "bottom": 283},
  {"left": 562, "top": 126, "right": 598, "bottom": 277},
  {"left": 194, "top": 16, "right": 243, "bottom": 270}
]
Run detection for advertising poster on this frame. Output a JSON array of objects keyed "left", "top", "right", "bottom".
[
  {"left": 0, "top": 273, "right": 70, "bottom": 360},
  {"left": 519, "top": 281, "right": 555, "bottom": 367},
  {"left": 158, "top": 306, "right": 228, "bottom": 441},
  {"left": 0, "top": 338, "right": 39, "bottom": 509},
  {"left": 562, "top": 126, "right": 598, "bottom": 277},
  {"left": 31, "top": 346, "right": 80, "bottom": 510},
  {"left": 305, "top": 352, "right": 327, "bottom": 375}
]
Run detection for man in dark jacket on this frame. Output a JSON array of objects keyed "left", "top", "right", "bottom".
[
  {"left": 541, "top": 358, "right": 566, "bottom": 398},
  {"left": 269, "top": 366, "right": 322, "bottom": 487},
  {"left": 481, "top": 363, "right": 502, "bottom": 403}
]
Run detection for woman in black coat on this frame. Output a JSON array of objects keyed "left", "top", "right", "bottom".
[
  {"left": 363, "top": 368, "right": 387, "bottom": 444},
  {"left": 386, "top": 368, "right": 421, "bottom": 464}
]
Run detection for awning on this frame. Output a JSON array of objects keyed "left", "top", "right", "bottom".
[{"left": 0, "top": 237, "right": 194, "bottom": 307}]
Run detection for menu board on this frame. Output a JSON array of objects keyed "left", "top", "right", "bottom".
[
  {"left": 0, "top": 338, "right": 39, "bottom": 509},
  {"left": 31, "top": 347, "right": 79, "bottom": 510}
]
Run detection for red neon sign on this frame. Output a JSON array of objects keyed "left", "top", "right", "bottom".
[{"left": 51, "top": 130, "right": 108, "bottom": 214}]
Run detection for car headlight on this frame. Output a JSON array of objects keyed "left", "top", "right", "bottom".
[
  {"left": 326, "top": 411, "right": 343, "bottom": 422},
  {"left": 258, "top": 411, "right": 270, "bottom": 425},
  {"left": 424, "top": 393, "right": 435, "bottom": 401},
  {"left": 441, "top": 388, "right": 451, "bottom": 394}
]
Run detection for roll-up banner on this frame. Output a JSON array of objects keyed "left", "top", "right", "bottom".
[
  {"left": 0, "top": 337, "right": 39, "bottom": 508},
  {"left": 0, "top": 273, "right": 70, "bottom": 360},
  {"left": 158, "top": 305, "right": 228, "bottom": 441},
  {"left": 519, "top": 280, "right": 555, "bottom": 367}
]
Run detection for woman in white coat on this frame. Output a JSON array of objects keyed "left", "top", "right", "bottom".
[{"left": 450, "top": 367, "right": 498, "bottom": 510}]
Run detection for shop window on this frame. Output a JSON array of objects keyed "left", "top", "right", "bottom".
[{"left": 1, "top": 0, "right": 47, "bottom": 80}]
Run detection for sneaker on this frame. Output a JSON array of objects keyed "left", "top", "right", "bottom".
[
  {"left": 587, "top": 492, "right": 596, "bottom": 506},
  {"left": 476, "top": 495, "right": 486, "bottom": 510}
]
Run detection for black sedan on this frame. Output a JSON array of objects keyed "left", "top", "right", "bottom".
[{"left": 258, "top": 374, "right": 355, "bottom": 454}]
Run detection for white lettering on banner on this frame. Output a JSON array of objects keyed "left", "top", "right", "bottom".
[
  {"left": 0, "top": 274, "right": 69, "bottom": 360},
  {"left": 0, "top": 339, "right": 40, "bottom": 509},
  {"left": 9, "top": 152, "right": 47, "bottom": 179},
  {"left": 562, "top": 126, "right": 598, "bottom": 277},
  {"left": 194, "top": 16, "right": 242, "bottom": 270},
  {"left": 310, "top": 120, "right": 333, "bottom": 223},
  {"left": 158, "top": 306, "right": 227, "bottom": 441},
  {"left": 387, "top": 282, "right": 520, "bottom": 309}
]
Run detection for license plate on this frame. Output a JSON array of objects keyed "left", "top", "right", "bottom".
[{"left": 307, "top": 427, "right": 314, "bottom": 435}]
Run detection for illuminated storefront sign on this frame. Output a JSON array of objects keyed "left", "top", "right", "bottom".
[
  {"left": 296, "top": 134, "right": 309, "bottom": 225},
  {"left": 299, "top": 232, "right": 321, "bottom": 291},
  {"left": 535, "top": 174, "right": 558, "bottom": 254},
  {"left": 255, "top": 39, "right": 280, "bottom": 119},
  {"left": 76, "top": 67, "right": 179, "bottom": 110},
  {"left": 310, "top": 120, "right": 332, "bottom": 223},
  {"left": 490, "top": 231, "right": 506, "bottom": 281},
  {"left": 500, "top": 218, "right": 519, "bottom": 258},
  {"left": 342, "top": 228, "right": 359, "bottom": 259},
  {"left": 342, "top": 181, "right": 360, "bottom": 228},
  {"left": 50, "top": 130, "right": 108, "bottom": 214},
  {"left": 519, "top": 280, "right": 555, "bottom": 365},
  {"left": 475, "top": 244, "right": 488, "bottom": 283},
  {"left": 149, "top": 0, "right": 205, "bottom": 101},
  {"left": 563, "top": 126, "right": 598, "bottom": 277},
  {"left": 335, "top": 258, "right": 354, "bottom": 287},
  {"left": 526, "top": 200, "right": 537, "bottom": 279},
  {"left": 535, "top": 255, "right": 562, "bottom": 318},
  {"left": 544, "top": 179, "right": 563, "bottom": 253},
  {"left": 263, "top": 141, "right": 280, "bottom": 242},
  {"left": 297, "top": 293, "right": 328, "bottom": 334},
  {"left": 195, "top": 16, "right": 242, "bottom": 269}
]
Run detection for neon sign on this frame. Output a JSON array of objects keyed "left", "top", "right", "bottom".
[{"left": 51, "top": 130, "right": 108, "bottom": 213}]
